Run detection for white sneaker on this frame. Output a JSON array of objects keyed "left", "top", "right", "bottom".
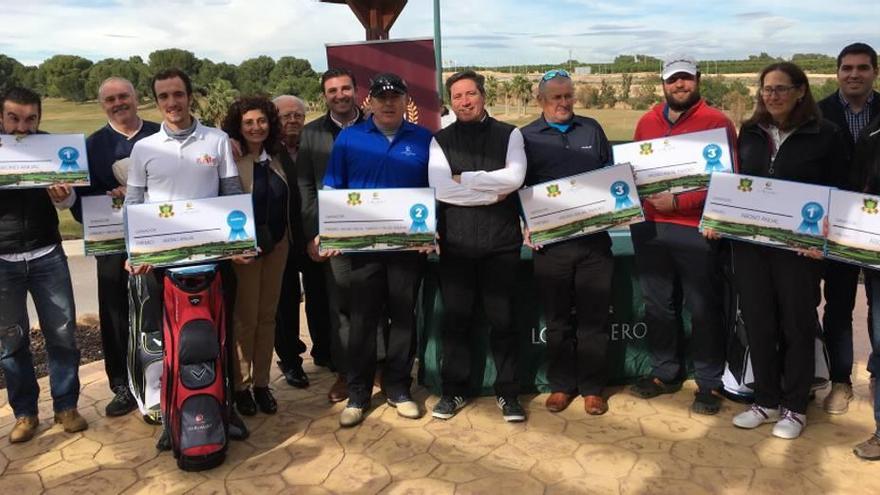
[
  {"left": 339, "top": 404, "right": 367, "bottom": 427},
  {"left": 772, "top": 408, "right": 806, "bottom": 439},
  {"left": 733, "top": 404, "right": 780, "bottom": 429},
  {"left": 387, "top": 398, "right": 422, "bottom": 419}
]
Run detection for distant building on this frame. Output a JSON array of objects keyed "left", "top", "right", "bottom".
[{"left": 575, "top": 66, "right": 593, "bottom": 75}]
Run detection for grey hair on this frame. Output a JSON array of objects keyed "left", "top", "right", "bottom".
[
  {"left": 272, "top": 94, "right": 306, "bottom": 110},
  {"left": 98, "top": 77, "right": 136, "bottom": 100}
]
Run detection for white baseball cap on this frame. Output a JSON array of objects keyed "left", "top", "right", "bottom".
[{"left": 662, "top": 55, "right": 698, "bottom": 80}]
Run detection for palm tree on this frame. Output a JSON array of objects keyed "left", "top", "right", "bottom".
[
  {"left": 510, "top": 75, "right": 533, "bottom": 116},
  {"left": 196, "top": 78, "right": 239, "bottom": 127}
]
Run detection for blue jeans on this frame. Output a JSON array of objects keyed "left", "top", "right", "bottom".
[
  {"left": 866, "top": 271, "right": 880, "bottom": 434},
  {"left": 0, "top": 245, "right": 80, "bottom": 417}
]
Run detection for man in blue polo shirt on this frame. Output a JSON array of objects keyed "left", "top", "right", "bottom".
[
  {"left": 71, "top": 77, "right": 160, "bottom": 418},
  {"left": 322, "top": 73, "right": 433, "bottom": 427}
]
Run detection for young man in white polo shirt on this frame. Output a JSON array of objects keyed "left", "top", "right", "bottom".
[{"left": 124, "top": 68, "right": 249, "bottom": 445}]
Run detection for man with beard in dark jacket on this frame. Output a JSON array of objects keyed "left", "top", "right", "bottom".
[
  {"left": 0, "top": 87, "right": 87, "bottom": 443},
  {"left": 428, "top": 70, "right": 528, "bottom": 422}
]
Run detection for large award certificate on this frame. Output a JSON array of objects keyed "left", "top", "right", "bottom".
[
  {"left": 519, "top": 164, "right": 644, "bottom": 245},
  {"left": 826, "top": 189, "right": 880, "bottom": 268},
  {"left": 613, "top": 128, "right": 732, "bottom": 196},
  {"left": 0, "top": 134, "right": 90, "bottom": 188},
  {"left": 701, "top": 172, "right": 830, "bottom": 250},
  {"left": 126, "top": 194, "right": 258, "bottom": 267},
  {"left": 82, "top": 195, "right": 125, "bottom": 256},
  {"left": 318, "top": 188, "right": 436, "bottom": 252}
]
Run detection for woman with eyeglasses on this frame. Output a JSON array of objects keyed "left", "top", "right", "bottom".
[
  {"left": 221, "top": 96, "right": 293, "bottom": 416},
  {"left": 712, "top": 62, "right": 847, "bottom": 439}
]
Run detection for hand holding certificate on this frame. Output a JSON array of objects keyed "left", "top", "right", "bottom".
[
  {"left": 701, "top": 172, "right": 831, "bottom": 252},
  {"left": 125, "top": 194, "right": 258, "bottom": 267},
  {"left": 519, "top": 164, "right": 644, "bottom": 246},
  {"left": 0, "top": 134, "right": 90, "bottom": 188},
  {"left": 613, "top": 128, "right": 732, "bottom": 196},
  {"left": 318, "top": 188, "right": 436, "bottom": 252}
]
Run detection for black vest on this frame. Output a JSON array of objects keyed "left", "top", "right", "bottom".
[
  {"left": 0, "top": 189, "right": 62, "bottom": 254},
  {"left": 434, "top": 116, "right": 522, "bottom": 257}
]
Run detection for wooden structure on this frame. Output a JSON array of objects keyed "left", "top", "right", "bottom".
[{"left": 319, "top": 0, "right": 408, "bottom": 40}]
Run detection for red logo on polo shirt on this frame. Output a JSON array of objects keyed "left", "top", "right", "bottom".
[{"left": 196, "top": 154, "right": 217, "bottom": 166}]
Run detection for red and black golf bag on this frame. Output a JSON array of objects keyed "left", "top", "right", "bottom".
[{"left": 160, "top": 265, "right": 229, "bottom": 471}]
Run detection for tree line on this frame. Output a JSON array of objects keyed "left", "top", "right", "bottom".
[{"left": 0, "top": 48, "right": 322, "bottom": 106}]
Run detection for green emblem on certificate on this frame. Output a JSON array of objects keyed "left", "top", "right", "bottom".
[
  {"left": 639, "top": 143, "right": 653, "bottom": 155},
  {"left": 546, "top": 184, "right": 561, "bottom": 198},
  {"left": 158, "top": 204, "right": 174, "bottom": 218},
  {"left": 737, "top": 178, "right": 753, "bottom": 192},
  {"left": 347, "top": 192, "right": 362, "bottom": 206},
  {"left": 863, "top": 198, "right": 879, "bottom": 215},
  {"left": 111, "top": 197, "right": 124, "bottom": 210}
]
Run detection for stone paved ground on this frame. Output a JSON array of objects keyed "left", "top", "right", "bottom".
[{"left": 0, "top": 356, "right": 879, "bottom": 495}]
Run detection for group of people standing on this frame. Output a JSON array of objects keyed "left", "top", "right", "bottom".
[{"left": 2, "top": 41, "right": 880, "bottom": 462}]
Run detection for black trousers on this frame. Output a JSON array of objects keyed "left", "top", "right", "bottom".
[
  {"left": 533, "top": 234, "right": 614, "bottom": 396},
  {"left": 96, "top": 253, "right": 130, "bottom": 390},
  {"left": 345, "top": 253, "right": 424, "bottom": 405},
  {"left": 439, "top": 250, "right": 520, "bottom": 397},
  {"left": 274, "top": 253, "right": 333, "bottom": 370},
  {"left": 630, "top": 221, "right": 725, "bottom": 390},
  {"left": 822, "top": 259, "right": 860, "bottom": 384},
  {"left": 733, "top": 242, "right": 821, "bottom": 414}
]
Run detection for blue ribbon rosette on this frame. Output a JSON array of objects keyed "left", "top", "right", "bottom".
[
  {"left": 409, "top": 203, "right": 429, "bottom": 233},
  {"left": 703, "top": 144, "right": 724, "bottom": 172},
  {"left": 227, "top": 210, "right": 249, "bottom": 240},
  {"left": 57, "top": 147, "right": 81, "bottom": 172},
  {"left": 610, "top": 181, "right": 633, "bottom": 210},
  {"left": 797, "top": 202, "right": 824, "bottom": 235}
]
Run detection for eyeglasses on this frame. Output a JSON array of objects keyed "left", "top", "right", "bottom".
[
  {"left": 280, "top": 112, "right": 305, "bottom": 122},
  {"left": 541, "top": 69, "right": 571, "bottom": 82},
  {"left": 760, "top": 85, "right": 798, "bottom": 97}
]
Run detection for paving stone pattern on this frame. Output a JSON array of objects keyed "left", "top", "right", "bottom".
[{"left": 1, "top": 355, "right": 879, "bottom": 494}]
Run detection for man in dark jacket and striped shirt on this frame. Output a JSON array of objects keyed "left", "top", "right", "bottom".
[
  {"left": 816, "top": 42, "right": 880, "bottom": 415},
  {"left": 428, "top": 70, "right": 528, "bottom": 422}
]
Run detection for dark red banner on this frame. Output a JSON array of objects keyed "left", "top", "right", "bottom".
[{"left": 326, "top": 37, "right": 440, "bottom": 132}]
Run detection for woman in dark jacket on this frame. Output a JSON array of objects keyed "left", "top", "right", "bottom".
[
  {"left": 221, "top": 97, "right": 292, "bottom": 416},
  {"left": 722, "top": 62, "right": 847, "bottom": 439}
]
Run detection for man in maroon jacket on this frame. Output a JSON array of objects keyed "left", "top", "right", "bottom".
[{"left": 628, "top": 55, "right": 737, "bottom": 415}]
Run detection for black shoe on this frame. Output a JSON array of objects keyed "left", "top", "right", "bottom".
[
  {"left": 692, "top": 389, "right": 723, "bottom": 415},
  {"left": 496, "top": 396, "right": 526, "bottom": 422},
  {"left": 432, "top": 395, "right": 467, "bottom": 419},
  {"left": 279, "top": 361, "right": 309, "bottom": 389},
  {"left": 234, "top": 390, "right": 257, "bottom": 416},
  {"left": 156, "top": 427, "right": 171, "bottom": 451},
  {"left": 253, "top": 387, "right": 278, "bottom": 414},
  {"left": 106, "top": 386, "right": 137, "bottom": 417},
  {"left": 229, "top": 409, "right": 249, "bottom": 441},
  {"left": 629, "top": 376, "right": 682, "bottom": 399}
]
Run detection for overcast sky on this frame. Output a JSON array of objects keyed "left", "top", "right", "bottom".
[{"left": 1, "top": 0, "right": 877, "bottom": 69}]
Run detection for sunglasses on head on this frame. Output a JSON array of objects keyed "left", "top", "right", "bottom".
[{"left": 542, "top": 69, "right": 571, "bottom": 82}]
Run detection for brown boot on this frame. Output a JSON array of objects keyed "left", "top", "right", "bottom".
[
  {"left": 9, "top": 415, "right": 39, "bottom": 443},
  {"left": 328, "top": 374, "right": 348, "bottom": 403},
  {"left": 54, "top": 408, "right": 88, "bottom": 433},
  {"left": 545, "top": 392, "right": 574, "bottom": 413},
  {"left": 584, "top": 395, "right": 608, "bottom": 416}
]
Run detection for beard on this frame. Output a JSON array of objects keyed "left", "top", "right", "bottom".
[{"left": 665, "top": 88, "right": 701, "bottom": 112}]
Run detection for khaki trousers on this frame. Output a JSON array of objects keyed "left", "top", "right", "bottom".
[{"left": 233, "top": 238, "right": 289, "bottom": 389}]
